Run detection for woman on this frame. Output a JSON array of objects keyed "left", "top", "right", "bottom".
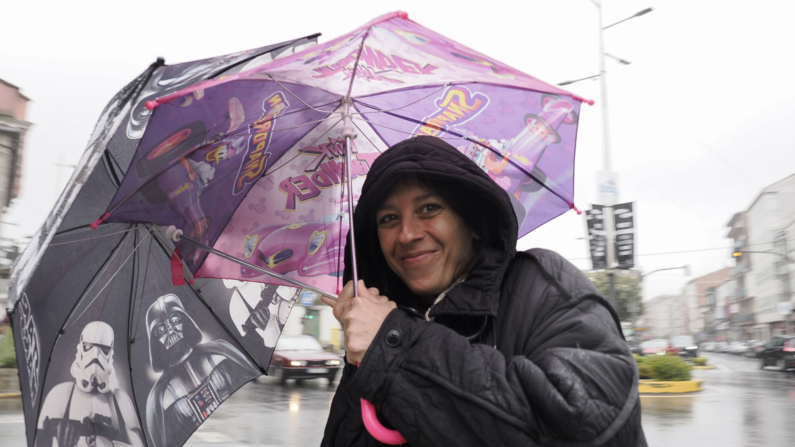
[{"left": 320, "top": 136, "right": 646, "bottom": 446}]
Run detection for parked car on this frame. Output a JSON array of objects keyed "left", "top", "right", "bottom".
[
  {"left": 714, "top": 341, "right": 729, "bottom": 352},
  {"left": 268, "top": 335, "right": 342, "bottom": 385},
  {"left": 702, "top": 342, "right": 715, "bottom": 352},
  {"left": 728, "top": 341, "right": 746, "bottom": 355},
  {"left": 760, "top": 336, "right": 795, "bottom": 370},
  {"left": 671, "top": 335, "right": 698, "bottom": 358},
  {"left": 640, "top": 339, "right": 678, "bottom": 356},
  {"left": 744, "top": 340, "right": 765, "bottom": 358}
]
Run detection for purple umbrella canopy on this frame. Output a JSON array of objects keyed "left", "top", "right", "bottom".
[{"left": 100, "top": 11, "right": 589, "bottom": 296}]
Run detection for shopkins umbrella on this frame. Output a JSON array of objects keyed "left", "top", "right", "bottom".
[{"left": 5, "top": 35, "right": 324, "bottom": 447}]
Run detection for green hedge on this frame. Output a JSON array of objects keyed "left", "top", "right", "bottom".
[
  {"left": 692, "top": 357, "right": 707, "bottom": 366},
  {"left": 0, "top": 332, "right": 16, "bottom": 368},
  {"left": 635, "top": 354, "right": 691, "bottom": 381}
]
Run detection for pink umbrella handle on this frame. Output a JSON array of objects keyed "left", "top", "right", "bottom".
[
  {"left": 357, "top": 363, "right": 407, "bottom": 444},
  {"left": 360, "top": 398, "right": 407, "bottom": 445}
]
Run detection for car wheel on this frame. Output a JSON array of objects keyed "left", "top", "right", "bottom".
[
  {"left": 276, "top": 366, "right": 287, "bottom": 385},
  {"left": 760, "top": 358, "right": 766, "bottom": 369},
  {"left": 326, "top": 373, "right": 337, "bottom": 385}
]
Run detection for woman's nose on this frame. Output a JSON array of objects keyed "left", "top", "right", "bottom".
[{"left": 398, "top": 217, "right": 423, "bottom": 243}]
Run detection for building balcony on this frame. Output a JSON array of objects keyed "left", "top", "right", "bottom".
[
  {"left": 733, "top": 288, "right": 747, "bottom": 299},
  {"left": 731, "top": 313, "right": 754, "bottom": 323}
]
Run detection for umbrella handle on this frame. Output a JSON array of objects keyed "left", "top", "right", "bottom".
[
  {"left": 360, "top": 398, "right": 407, "bottom": 444},
  {"left": 357, "top": 363, "right": 407, "bottom": 445}
]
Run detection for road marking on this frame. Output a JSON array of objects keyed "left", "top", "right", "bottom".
[
  {"left": 0, "top": 416, "right": 24, "bottom": 424},
  {"left": 640, "top": 388, "right": 724, "bottom": 398},
  {"left": 194, "top": 430, "right": 234, "bottom": 443}
]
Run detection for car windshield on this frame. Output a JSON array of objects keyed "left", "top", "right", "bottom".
[
  {"left": 276, "top": 336, "right": 323, "bottom": 351},
  {"left": 671, "top": 336, "right": 694, "bottom": 347},
  {"left": 641, "top": 339, "right": 669, "bottom": 349}
]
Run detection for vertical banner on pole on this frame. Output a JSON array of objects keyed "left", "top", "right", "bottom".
[
  {"left": 585, "top": 205, "right": 607, "bottom": 270},
  {"left": 613, "top": 202, "right": 635, "bottom": 269}
]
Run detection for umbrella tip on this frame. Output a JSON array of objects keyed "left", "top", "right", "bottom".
[
  {"left": 145, "top": 100, "right": 159, "bottom": 111},
  {"left": 571, "top": 95, "right": 595, "bottom": 106},
  {"left": 569, "top": 203, "right": 582, "bottom": 215},
  {"left": 90, "top": 212, "right": 111, "bottom": 230},
  {"left": 398, "top": 11, "right": 408, "bottom": 19}
]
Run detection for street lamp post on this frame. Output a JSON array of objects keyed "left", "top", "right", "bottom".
[
  {"left": 562, "top": 4, "right": 653, "bottom": 311},
  {"left": 594, "top": 4, "right": 653, "bottom": 274}
]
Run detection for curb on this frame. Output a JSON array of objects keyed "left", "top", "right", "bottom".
[
  {"left": 0, "top": 392, "right": 21, "bottom": 399},
  {"left": 639, "top": 379, "right": 702, "bottom": 394},
  {"left": 691, "top": 365, "right": 715, "bottom": 370}
]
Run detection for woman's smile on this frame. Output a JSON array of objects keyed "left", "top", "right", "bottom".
[{"left": 376, "top": 179, "right": 477, "bottom": 300}]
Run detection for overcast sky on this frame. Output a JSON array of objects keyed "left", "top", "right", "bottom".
[{"left": 2, "top": 0, "right": 794, "bottom": 301}]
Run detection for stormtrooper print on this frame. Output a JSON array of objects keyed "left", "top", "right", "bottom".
[{"left": 36, "top": 321, "right": 144, "bottom": 447}]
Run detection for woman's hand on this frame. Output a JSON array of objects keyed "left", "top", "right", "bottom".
[{"left": 321, "top": 280, "right": 397, "bottom": 364}]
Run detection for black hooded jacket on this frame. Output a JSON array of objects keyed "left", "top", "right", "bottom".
[{"left": 322, "top": 136, "right": 646, "bottom": 446}]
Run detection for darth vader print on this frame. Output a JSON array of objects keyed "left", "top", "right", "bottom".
[
  {"left": 144, "top": 294, "right": 258, "bottom": 447},
  {"left": 36, "top": 321, "right": 144, "bottom": 447}
]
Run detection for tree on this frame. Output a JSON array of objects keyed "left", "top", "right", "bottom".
[{"left": 584, "top": 270, "right": 643, "bottom": 322}]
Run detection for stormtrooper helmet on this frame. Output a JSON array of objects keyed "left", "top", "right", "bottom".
[{"left": 70, "top": 321, "right": 114, "bottom": 393}]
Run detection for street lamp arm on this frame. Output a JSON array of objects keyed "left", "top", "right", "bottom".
[
  {"left": 603, "top": 7, "right": 654, "bottom": 30},
  {"left": 734, "top": 250, "right": 791, "bottom": 262}
]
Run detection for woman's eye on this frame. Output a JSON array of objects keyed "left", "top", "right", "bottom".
[
  {"left": 378, "top": 214, "right": 398, "bottom": 225},
  {"left": 420, "top": 204, "right": 441, "bottom": 214}
]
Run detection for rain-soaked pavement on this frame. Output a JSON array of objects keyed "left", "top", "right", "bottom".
[{"left": 2, "top": 352, "right": 794, "bottom": 446}]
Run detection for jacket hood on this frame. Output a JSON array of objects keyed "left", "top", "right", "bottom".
[{"left": 343, "top": 136, "right": 518, "bottom": 317}]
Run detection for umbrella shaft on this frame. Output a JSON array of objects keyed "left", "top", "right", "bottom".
[
  {"left": 177, "top": 234, "right": 338, "bottom": 299},
  {"left": 344, "top": 135, "right": 359, "bottom": 297}
]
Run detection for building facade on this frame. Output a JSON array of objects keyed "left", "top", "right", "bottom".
[
  {"left": 726, "top": 211, "right": 755, "bottom": 339},
  {"left": 741, "top": 174, "right": 795, "bottom": 340},
  {"left": 0, "top": 79, "right": 30, "bottom": 322}
]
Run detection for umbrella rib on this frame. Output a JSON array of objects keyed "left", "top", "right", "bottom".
[
  {"left": 262, "top": 118, "right": 343, "bottom": 178},
  {"left": 125, "top": 229, "right": 151, "bottom": 447},
  {"left": 268, "top": 74, "right": 342, "bottom": 114},
  {"left": 351, "top": 120, "right": 384, "bottom": 154},
  {"left": 49, "top": 227, "right": 140, "bottom": 246},
  {"left": 130, "top": 233, "right": 154, "bottom": 343},
  {"left": 148, "top": 230, "right": 268, "bottom": 374},
  {"left": 351, "top": 83, "right": 450, "bottom": 115},
  {"left": 65, "top": 230, "right": 152, "bottom": 331},
  {"left": 177, "top": 233, "right": 337, "bottom": 299},
  {"left": 102, "top": 99, "right": 339, "bottom": 217},
  {"left": 30, "top": 230, "right": 135, "bottom": 444},
  {"left": 344, "top": 30, "right": 371, "bottom": 102},
  {"left": 358, "top": 111, "right": 578, "bottom": 211}
]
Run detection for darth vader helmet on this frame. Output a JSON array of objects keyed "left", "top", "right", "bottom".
[
  {"left": 70, "top": 321, "right": 114, "bottom": 393},
  {"left": 146, "top": 294, "right": 202, "bottom": 372}
]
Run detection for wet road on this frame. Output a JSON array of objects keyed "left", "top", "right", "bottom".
[
  {"left": 641, "top": 352, "right": 795, "bottom": 446},
  {"left": 2, "top": 353, "right": 794, "bottom": 446}
]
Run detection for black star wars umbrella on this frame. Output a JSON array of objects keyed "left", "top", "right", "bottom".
[{"left": 6, "top": 35, "right": 319, "bottom": 447}]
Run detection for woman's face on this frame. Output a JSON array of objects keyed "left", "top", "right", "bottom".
[{"left": 376, "top": 180, "right": 477, "bottom": 300}]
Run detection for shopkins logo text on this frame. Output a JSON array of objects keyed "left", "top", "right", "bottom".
[
  {"left": 314, "top": 46, "right": 438, "bottom": 84},
  {"left": 414, "top": 87, "right": 489, "bottom": 137},
  {"left": 279, "top": 137, "right": 376, "bottom": 211},
  {"left": 234, "top": 92, "right": 288, "bottom": 195}
]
